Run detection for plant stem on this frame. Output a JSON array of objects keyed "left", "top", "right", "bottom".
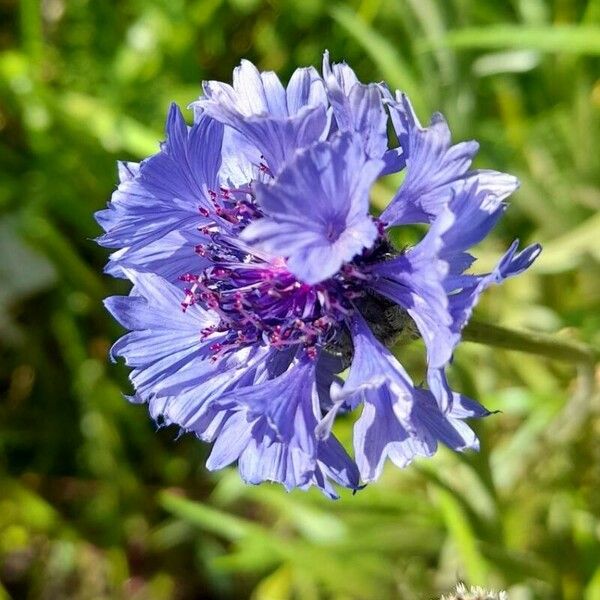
[{"left": 462, "top": 320, "right": 598, "bottom": 366}]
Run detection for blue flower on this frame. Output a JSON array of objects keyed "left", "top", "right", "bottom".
[{"left": 98, "top": 53, "right": 541, "bottom": 497}]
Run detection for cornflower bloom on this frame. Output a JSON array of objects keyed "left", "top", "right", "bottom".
[{"left": 96, "top": 53, "right": 540, "bottom": 497}]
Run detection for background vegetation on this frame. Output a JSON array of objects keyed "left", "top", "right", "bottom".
[{"left": 1, "top": 0, "right": 599, "bottom": 598}]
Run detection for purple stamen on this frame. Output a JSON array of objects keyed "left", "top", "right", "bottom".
[{"left": 179, "top": 229, "right": 385, "bottom": 358}]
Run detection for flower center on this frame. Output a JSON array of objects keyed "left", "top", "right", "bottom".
[
  {"left": 181, "top": 187, "right": 401, "bottom": 361},
  {"left": 181, "top": 251, "right": 367, "bottom": 360}
]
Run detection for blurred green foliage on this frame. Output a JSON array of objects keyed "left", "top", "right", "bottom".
[{"left": 1, "top": 0, "right": 599, "bottom": 598}]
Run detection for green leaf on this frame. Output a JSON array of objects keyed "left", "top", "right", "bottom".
[
  {"left": 55, "top": 92, "right": 161, "bottom": 157},
  {"left": 252, "top": 565, "right": 293, "bottom": 600},
  {"left": 158, "top": 491, "right": 269, "bottom": 542},
  {"left": 423, "top": 25, "right": 600, "bottom": 55},
  {"left": 435, "top": 487, "right": 490, "bottom": 583},
  {"left": 533, "top": 212, "right": 600, "bottom": 274},
  {"left": 585, "top": 566, "right": 600, "bottom": 600},
  {"left": 239, "top": 487, "right": 349, "bottom": 544}
]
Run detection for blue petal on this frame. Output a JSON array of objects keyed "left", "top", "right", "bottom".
[
  {"left": 314, "top": 435, "right": 361, "bottom": 497},
  {"left": 340, "top": 314, "right": 485, "bottom": 481},
  {"left": 286, "top": 66, "right": 328, "bottom": 116},
  {"left": 242, "top": 133, "right": 382, "bottom": 284},
  {"left": 144, "top": 342, "right": 280, "bottom": 437},
  {"left": 426, "top": 367, "right": 491, "bottom": 416},
  {"left": 322, "top": 51, "right": 388, "bottom": 161},
  {"left": 117, "top": 160, "right": 140, "bottom": 182},
  {"left": 321, "top": 51, "right": 359, "bottom": 96},
  {"left": 409, "top": 387, "right": 483, "bottom": 452},
  {"left": 218, "top": 125, "right": 263, "bottom": 188},
  {"left": 369, "top": 184, "right": 534, "bottom": 368},
  {"left": 337, "top": 313, "right": 416, "bottom": 408},
  {"left": 317, "top": 314, "right": 416, "bottom": 482},
  {"left": 96, "top": 105, "right": 224, "bottom": 282},
  {"left": 315, "top": 350, "right": 346, "bottom": 412},
  {"left": 206, "top": 356, "right": 359, "bottom": 495},
  {"left": 380, "top": 93, "right": 517, "bottom": 226},
  {"left": 143, "top": 346, "right": 265, "bottom": 430},
  {"left": 353, "top": 386, "right": 420, "bottom": 481},
  {"left": 104, "top": 229, "right": 211, "bottom": 282},
  {"left": 220, "top": 358, "right": 318, "bottom": 447},
  {"left": 205, "top": 409, "right": 253, "bottom": 470},
  {"left": 447, "top": 240, "right": 542, "bottom": 335},
  {"left": 105, "top": 269, "right": 272, "bottom": 431},
  {"left": 438, "top": 184, "right": 507, "bottom": 258},
  {"left": 195, "top": 60, "right": 328, "bottom": 174},
  {"left": 380, "top": 147, "right": 406, "bottom": 176},
  {"left": 96, "top": 162, "right": 140, "bottom": 232},
  {"left": 368, "top": 222, "right": 456, "bottom": 369},
  {"left": 105, "top": 269, "right": 215, "bottom": 332}
]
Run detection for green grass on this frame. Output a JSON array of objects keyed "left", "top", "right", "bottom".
[{"left": 1, "top": 0, "right": 599, "bottom": 598}]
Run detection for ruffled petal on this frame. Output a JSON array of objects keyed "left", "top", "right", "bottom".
[
  {"left": 315, "top": 350, "right": 346, "bottom": 412},
  {"left": 447, "top": 240, "right": 542, "bottom": 336},
  {"left": 438, "top": 184, "right": 507, "bottom": 258},
  {"left": 204, "top": 356, "right": 359, "bottom": 496},
  {"left": 322, "top": 51, "right": 388, "bottom": 161},
  {"left": 338, "top": 314, "right": 485, "bottom": 481},
  {"left": 195, "top": 60, "right": 328, "bottom": 174},
  {"left": 217, "top": 125, "right": 263, "bottom": 188},
  {"left": 242, "top": 132, "right": 382, "bottom": 284},
  {"left": 286, "top": 66, "right": 328, "bottom": 116},
  {"left": 380, "top": 93, "right": 517, "bottom": 226},
  {"left": 313, "top": 434, "right": 361, "bottom": 498},
  {"left": 418, "top": 185, "right": 540, "bottom": 349},
  {"left": 368, "top": 184, "right": 538, "bottom": 369},
  {"left": 105, "top": 270, "right": 272, "bottom": 432},
  {"left": 367, "top": 216, "right": 456, "bottom": 368},
  {"left": 425, "top": 367, "right": 492, "bottom": 417},
  {"left": 104, "top": 229, "right": 211, "bottom": 282},
  {"left": 96, "top": 105, "right": 224, "bottom": 282}
]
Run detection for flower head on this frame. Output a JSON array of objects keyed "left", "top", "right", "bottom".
[{"left": 97, "top": 53, "right": 541, "bottom": 497}]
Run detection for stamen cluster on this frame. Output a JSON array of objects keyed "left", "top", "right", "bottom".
[{"left": 181, "top": 227, "right": 383, "bottom": 361}]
